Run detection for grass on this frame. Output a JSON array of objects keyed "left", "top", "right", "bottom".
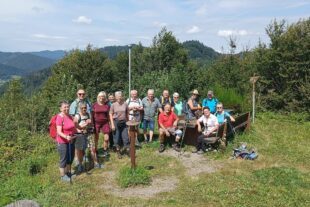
[
  {"left": 1, "top": 112, "right": 309, "bottom": 206},
  {"left": 117, "top": 166, "right": 151, "bottom": 188}
]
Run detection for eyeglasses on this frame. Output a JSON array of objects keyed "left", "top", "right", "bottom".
[
  {"left": 78, "top": 93, "right": 85, "bottom": 95},
  {"left": 173, "top": 96, "right": 179, "bottom": 98},
  {"left": 81, "top": 107, "right": 87, "bottom": 109},
  {"left": 217, "top": 107, "right": 222, "bottom": 109}
]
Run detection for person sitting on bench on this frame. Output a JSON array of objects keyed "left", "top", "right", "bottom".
[
  {"left": 193, "top": 106, "right": 219, "bottom": 154},
  {"left": 215, "top": 102, "right": 235, "bottom": 124},
  {"left": 158, "top": 103, "right": 183, "bottom": 153}
]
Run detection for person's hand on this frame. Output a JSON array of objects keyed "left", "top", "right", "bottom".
[
  {"left": 198, "top": 127, "right": 202, "bottom": 133},
  {"left": 66, "top": 135, "right": 75, "bottom": 141},
  {"left": 165, "top": 130, "right": 170, "bottom": 137},
  {"left": 111, "top": 125, "right": 115, "bottom": 131},
  {"left": 86, "top": 119, "right": 91, "bottom": 124}
]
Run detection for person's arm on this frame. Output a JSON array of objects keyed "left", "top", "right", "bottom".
[
  {"left": 56, "top": 117, "right": 75, "bottom": 141},
  {"left": 197, "top": 117, "right": 202, "bottom": 132},
  {"left": 188, "top": 99, "right": 200, "bottom": 110},
  {"left": 109, "top": 105, "right": 115, "bottom": 130},
  {"left": 227, "top": 112, "right": 235, "bottom": 122},
  {"left": 157, "top": 99, "right": 163, "bottom": 113},
  {"left": 158, "top": 114, "right": 166, "bottom": 130},
  {"left": 69, "top": 101, "right": 76, "bottom": 116}
]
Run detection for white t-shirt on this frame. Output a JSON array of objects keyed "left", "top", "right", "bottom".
[
  {"left": 126, "top": 98, "right": 143, "bottom": 121},
  {"left": 198, "top": 114, "right": 219, "bottom": 134}
]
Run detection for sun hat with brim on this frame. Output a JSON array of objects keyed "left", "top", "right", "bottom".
[{"left": 192, "top": 89, "right": 199, "bottom": 95}]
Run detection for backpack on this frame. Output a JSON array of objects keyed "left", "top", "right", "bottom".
[{"left": 49, "top": 113, "right": 63, "bottom": 140}]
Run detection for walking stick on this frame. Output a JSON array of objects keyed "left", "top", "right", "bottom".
[
  {"left": 68, "top": 140, "right": 72, "bottom": 184},
  {"left": 178, "top": 120, "right": 188, "bottom": 157}
]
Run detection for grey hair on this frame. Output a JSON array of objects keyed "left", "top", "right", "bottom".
[
  {"left": 59, "top": 100, "right": 69, "bottom": 107},
  {"left": 173, "top": 92, "right": 179, "bottom": 97},
  {"left": 115, "top": 91, "right": 123, "bottom": 97},
  {"left": 147, "top": 89, "right": 154, "bottom": 94}
]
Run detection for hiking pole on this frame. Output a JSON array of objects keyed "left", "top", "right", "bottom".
[
  {"left": 178, "top": 120, "right": 188, "bottom": 157},
  {"left": 68, "top": 140, "right": 73, "bottom": 184}
]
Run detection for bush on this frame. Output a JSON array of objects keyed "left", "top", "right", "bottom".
[{"left": 117, "top": 166, "right": 151, "bottom": 188}]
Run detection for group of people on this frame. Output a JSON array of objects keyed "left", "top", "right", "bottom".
[{"left": 55, "top": 88, "right": 235, "bottom": 182}]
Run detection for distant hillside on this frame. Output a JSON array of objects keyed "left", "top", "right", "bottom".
[
  {"left": 0, "top": 63, "right": 27, "bottom": 80},
  {"left": 182, "top": 40, "right": 220, "bottom": 62},
  {"left": 29, "top": 50, "right": 66, "bottom": 60},
  {"left": 0, "top": 53, "right": 56, "bottom": 73},
  {"left": 100, "top": 45, "right": 136, "bottom": 59}
]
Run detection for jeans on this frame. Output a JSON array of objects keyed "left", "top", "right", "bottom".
[{"left": 113, "top": 119, "right": 129, "bottom": 148}]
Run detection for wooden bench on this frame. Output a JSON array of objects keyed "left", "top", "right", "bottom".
[
  {"left": 177, "top": 119, "right": 227, "bottom": 148},
  {"left": 227, "top": 112, "right": 251, "bottom": 136}
]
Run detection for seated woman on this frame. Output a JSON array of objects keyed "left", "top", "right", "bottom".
[
  {"left": 187, "top": 89, "right": 202, "bottom": 120},
  {"left": 193, "top": 106, "right": 219, "bottom": 154},
  {"left": 158, "top": 103, "right": 183, "bottom": 153},
  {"left": 215, "top": 102, "right": 235, "bottom": 124},
  {"left": 56, "top": 100, "right": 79, "bottom": 182}
]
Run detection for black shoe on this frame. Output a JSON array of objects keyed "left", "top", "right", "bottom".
[
  {"left": 173, "top": 144, "right": 181, "bottom": 152},
  {"left": 103, "top": 150, "right": 109, "bottom": 157},
  {"left": 159, "top": 144, "right": 165, "bottom": 153}
]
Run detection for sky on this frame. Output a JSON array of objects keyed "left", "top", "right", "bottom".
[{"left": 0, "top": 0, "right": 309, "bottom": 53}]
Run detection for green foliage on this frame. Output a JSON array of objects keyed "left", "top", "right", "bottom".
[
  {"left": 254, "top": 18, "right": 310, "bottom": 113},
  {"left": 117, "top": 166, "right": 151, "bottom": 188}
]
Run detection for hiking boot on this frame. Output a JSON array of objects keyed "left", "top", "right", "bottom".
[
  {"left": 102, "top": 150, "right": 110, "bottom": 157},
  {"left": 116, "top": 150, "right": 122, "bottom": 159},
  {"left": 197, "top": 149, "right": 204, "bottom": 154},
  {"left": 76, "top": 164, "right": 84, "bottom": 174},
  {"left": 173, "top": 144, "right": 181, "bottom": 152},
  {"left": 66, "top": 172, "right": 76, "bottom": 178},
  {"left": 94, "top": 163, "right": 104, "bottom": 169},
  {"left": 61, "top": 174, "right": 71, "bottom": 182},
  {"left": 158, "top": 144, "right": 165, "bottom": 153}
]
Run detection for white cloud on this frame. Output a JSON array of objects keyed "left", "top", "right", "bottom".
[
  {"left": 104, "top": 38, "right": 119, "bottom": 42},
  {"left": 195, "top": 3, "right": 208, "bottom": 16},
  {"left": 153, "top": 21, "right": 168, "bottom": 28},
  {"left": 187, "top": 25, "right": 201, "bottom": 34},
  {"left": 217, "top": 30, "right": 248, "bottom": 37},
  {"left": 31, "top": 6, "right": 44, "bottom": 13},
  {"left": 32, "top": 34, "right": 67, "bottom": 39},
  {"left": 72, "top": 16, "right": 92, "bottom": 24}
]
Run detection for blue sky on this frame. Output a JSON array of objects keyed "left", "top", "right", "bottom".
[{"left": 0, "top": 0, "right": 309, "bottom": 52}]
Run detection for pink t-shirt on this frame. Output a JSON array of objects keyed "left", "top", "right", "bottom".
[{"left": 56, "top": 114, "right": 77, "bottom": 144}]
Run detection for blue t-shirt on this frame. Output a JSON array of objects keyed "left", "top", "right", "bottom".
[
  {"left": 202, "top": 98, "right": 218, "bottom": 114},
  {"left": 215, "top": 111, "right": 230, "bottom": 124}
]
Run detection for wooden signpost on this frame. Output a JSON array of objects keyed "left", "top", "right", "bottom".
[
  {"left": 126, "top": 120, "right": 140, "bottom": 169},
  {"left": 250, "top": 75, "right": 260, "bottom": 123}
]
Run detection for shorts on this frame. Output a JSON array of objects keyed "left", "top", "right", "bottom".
[
  {"left": 57, "top": 143, "right": 75, "bottom": 168},
  {"left": 75, "top": 134, "right": 87, "bottom": 150},
  {"left": 143, "top": 119, "right": 155, "bottom": 131},
  {"left": 160, "top": 127, "right": 183, "bottom": 137},
  {"left": 95, "top": 121, "right": 110, "bottom": 134}
]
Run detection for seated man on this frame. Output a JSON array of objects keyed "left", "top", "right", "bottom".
[
  {"left": 158, "top": 103, "right": 182, "bottom": 153},
  {"left": 193, "top": 106, "right": 219, "bottom": 154},
  {"left": 215, "top": 102, "right": 235, "bottom": 124}
]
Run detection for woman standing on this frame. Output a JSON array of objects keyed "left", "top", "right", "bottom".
[
  {"left": 74, "top": 103, "right": 92, "bottom": 173},
  {"left": 56, "top": 100, "right": 78, "bottom": 182},
  {"left": 109, "top": 91, "right": 129, "bottom": 158},
  {"left": 92, "top": 91, "right": 111, "bottom": 161}
]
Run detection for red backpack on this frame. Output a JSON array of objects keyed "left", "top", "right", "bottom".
[{"left": 49, "top": 114, "right": 63, "bottom": 140}]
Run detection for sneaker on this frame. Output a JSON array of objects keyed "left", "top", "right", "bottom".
[
  {"left": 197, "top": 149, "right": 204, "bottom": 154},
  {"left": 159, "top": 144, "right": 165, "bottom": 153},
  {"left": 66, "top": 172, "right": 76, "bottom": 178},
  {"left": 94, "top": 163, "right": 104, "bottom": 169},
  {"left": 61, "top": 175, "right": 71, "bottom": 182}
]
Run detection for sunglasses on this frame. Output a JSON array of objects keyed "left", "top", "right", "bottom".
[
  {"left": 81, "top": 107, "right": 87, "bottom": 109},
  {"left": 78, "top": 93, "right": 85, "bottom": 96},
  {"left": 217, "top": 107, "right": 222, "bottom": 109}
]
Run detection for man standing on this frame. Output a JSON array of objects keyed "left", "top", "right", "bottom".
[
  {"left": 202, "top": 90, "right": 218, "bottom": 114},
  {"left": 193, "top": 107, "right": 219, "bottom": 154},
  {"left": 159, "top": 89, "right": 174, "bottom": 111},
  {"left": 126, "top": 90, "right": 143, "bottom": 146},
  {"left": 142, "top": 89, "right": 162, "bottom": 143},
  {"left": 158, "top": 104, "right": 182, "bottom": 153},
  {"left": 69, "top": 89, "right": 92, "bottom": 116}
]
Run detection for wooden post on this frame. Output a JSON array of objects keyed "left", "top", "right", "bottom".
[
  {"left": 250, "top": 75, "right": 260, "bottom": 123},
  {"left": 128, "top": 126, "right": 136, "bottom": 169}
]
